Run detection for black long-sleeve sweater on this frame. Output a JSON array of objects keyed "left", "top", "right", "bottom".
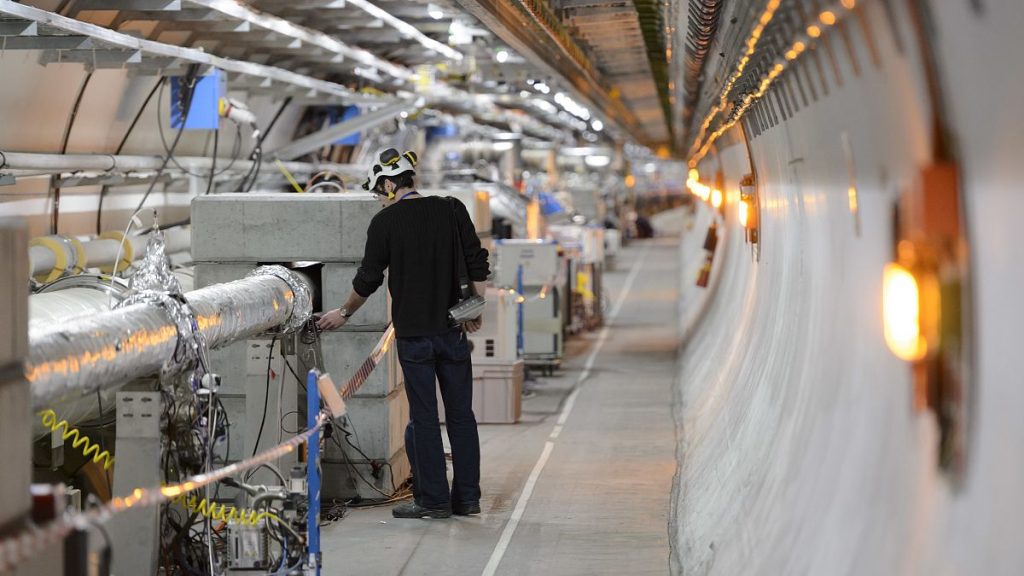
[{"left": 353, "top": 195, "right": 490, "bottom": 338}]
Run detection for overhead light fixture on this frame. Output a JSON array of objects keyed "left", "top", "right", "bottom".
[
  {"left": 584, "top": 155, "right": 611, "bottom": 168},
  {"left": 591, "top": 119, "right": 603, "bottom": 132},
  {"left": 427, "top": 3, "right": 444, "bottom": 20},
  {"left": 495, "top": 49, "right": 509, "bottom": 63},
  {"left": 493, "top": 141, "right": 515, "bottom": 151},
  {"left": 449, "top": 20, "right": 472, "bottom": 45},
  {"left": 711, "top": 188, "right": 723, "bottom": 209},
  {"left": 530, "top": 98, "right": 557, "bottom": 114}
]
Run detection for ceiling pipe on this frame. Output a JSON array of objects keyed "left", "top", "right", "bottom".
[
  {"left": 0, "top": 151, "right": 362, "bottom": 181},
  {"left": 28, "top": 227, "right": 191, "bottom": 279},
  {"left": 269, "top": 100, "right": 422, "bottom": 161}
]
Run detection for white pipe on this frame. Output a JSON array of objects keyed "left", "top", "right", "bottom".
[
  {"left": 29, "top": 288, "right": 112, "bottom": 333},
  {"left": 28, "top": 228, "right": 191, "bottom": 277},
  {"left": 28, "top": 245, "right": 56, "bottom": 274},
  {"left": 0, "top": 151, "right": 362, "bottom": 180}
]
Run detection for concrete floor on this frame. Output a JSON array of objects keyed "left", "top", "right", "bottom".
[{"left": 320, "top": 234, "right": 681, "bottom": 576}]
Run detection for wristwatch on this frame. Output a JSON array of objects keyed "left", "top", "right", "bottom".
[{"left": 337, "top": 306, "right": 353, "bottom": 319}]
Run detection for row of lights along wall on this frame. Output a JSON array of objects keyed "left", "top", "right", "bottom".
[
  {"left": 683, "top": 0, "right": 970, "bottom": 482},
  {"left": 686, "top": 167, "right": 761, "bottom": 288}
]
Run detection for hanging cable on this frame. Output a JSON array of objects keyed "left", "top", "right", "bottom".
[
  {"left": 51, "top": 72, "right": 94, "bottom": 234},
  {"left": 252, "top": 335, "right": 279, "bottom": 458},
  {"left": 205, "top": 124, "right": 219, "bottom": 195},
  {"left": 107, "top": 65, "right": 200, "bottom": 290},
  {"left": 97, "top": 77, "right": 164, "bottom": 234}
]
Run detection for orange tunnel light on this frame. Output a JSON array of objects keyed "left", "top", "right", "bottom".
[
  {"left": 738, "top": 199, "right": 750, "bottom": 228},
  {"left": 711, "top": 189, "right": 723, "bottom": 209},
  {"left": 883, "top": 263, "right": 927, "bottom": 361}
]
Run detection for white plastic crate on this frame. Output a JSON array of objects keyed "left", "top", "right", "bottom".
[{"left": 438, "top": 359, "right": 523, "bottom": 424}]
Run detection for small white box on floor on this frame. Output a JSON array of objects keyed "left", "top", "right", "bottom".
[{"left": 438, "top": 359, "right": 523, "bottom": 424}]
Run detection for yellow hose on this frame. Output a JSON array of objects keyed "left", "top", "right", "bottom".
[
  {"left": 39, "top": 409, "right": 115, "bottom": 470},
  {"left": 171, "top": 493, "right": 281, "bottom": 527}
]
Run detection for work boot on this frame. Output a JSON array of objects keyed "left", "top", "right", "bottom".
[
  {"left": 391, "top": 501, "right": 452, "bottom": 519},
  {"left": 452, "top": 501, "right": 481, "bottom": 516}
]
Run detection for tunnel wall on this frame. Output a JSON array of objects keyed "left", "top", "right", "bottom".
[{"left": 671, "top": 0, "right": 1024, "bottom": 574}]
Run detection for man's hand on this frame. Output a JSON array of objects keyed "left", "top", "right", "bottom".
[
  {"left": 464, "top": 316, "right": 482, "bottom": 333},
  {"left": 316, "top": 309, "right": 349, "bottom": 331}
]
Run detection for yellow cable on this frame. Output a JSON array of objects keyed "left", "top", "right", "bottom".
[
  {"left": 274, "top": 158, "right": 305, "bottom": 193},
  {"left": 39, "top": 409, "right": 115, "bottom": 471},
  {"left": 171, "top": 492, "right": 282, "bottom": 527}
]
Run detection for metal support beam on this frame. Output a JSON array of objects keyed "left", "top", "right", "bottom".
[
  {"left": 74, "top": 0, "right": 181, "bottom": 11},
  {"left": 0, "top": 0, "right": 384, "bottom": 105},
  {"left": 39, "top": 48, "right": 143, "bottom": 68},
  {"left": 452, "top": 0, "right": 646, "bottom": 145},
  {"left": 0, "top": 20, "right": 37, "bottom": 35},
  {"left": 270, "top": 100, "right": 420, "bottom": 161}
]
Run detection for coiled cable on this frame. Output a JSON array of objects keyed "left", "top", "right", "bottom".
[
  {"left": 170, "top": 492, "right": 280, "bottom": 527},
  {"left": 39, "top": 409, "right": 115, "bottom": 471}
]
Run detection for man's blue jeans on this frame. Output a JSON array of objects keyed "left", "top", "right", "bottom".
[{"left": 397, "top": 328, "right": 481, "bottom": 509}]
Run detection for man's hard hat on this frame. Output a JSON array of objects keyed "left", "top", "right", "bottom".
[{"left": 362, "top": 148, "right": 418, "bottom": 194}]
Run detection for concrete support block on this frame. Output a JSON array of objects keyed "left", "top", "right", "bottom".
[
  {"left": 320, "top": 385, "right": 409, "bottom": 499},
  {"left": 318, "top": 331, "right": 402, "bottom": 398},
  {"left": 0, "top": 224, "right": 28, "bottom": 366},
  {"left": 193, "top": 262, "right": 257, "bottom": 289},
  {"left": 320, "top": 263, "right": 389, "bottom": 329},
  {"left": 208, "top": 338, "right": 301, "bottom": 486},
  {"left": 0, "top": 220, "right": 30, "bottom": 535},
  {"left": 0, "top": 377, "right": 31, "bottom": 531},
  {"left": 191, "top": 193, "right": 379, "bottom": 262},
  {"left": 336, "top": 387, "right": 407, "bottom": 461},
  {"left": 322, "top": 450, "right": 410, "bottom": 501}
]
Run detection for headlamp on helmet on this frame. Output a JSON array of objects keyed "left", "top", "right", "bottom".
[{"left": 362, "top": 148, "right": 419, "bottom": 199}]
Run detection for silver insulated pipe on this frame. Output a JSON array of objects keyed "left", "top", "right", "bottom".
[{"left": 27, "top": 265, "right": 312, "bottom": 411}]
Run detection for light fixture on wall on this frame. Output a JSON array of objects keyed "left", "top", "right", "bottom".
[
  {"left": 739, "top": 174, "right": 759, "bottom": 248},
  {"left": 882, "top": 258, "right": 932, "bottom": 362},
  {"left": 884, "top": 163, "right": 970, "bottom": 479}
]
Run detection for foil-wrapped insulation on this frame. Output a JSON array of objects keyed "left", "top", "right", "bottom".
[
  {"left": 126, "top": 227, "right": 183, "bottom": 296},
  {"left": 119, "top": 228, "right": 202, "bottom": 379},
  {"left": 29, "top": 275, "right": 130, "bottom": 435},
  {"left": 27, "top": 265, "right": 313, "bottom": 410},
  {"left": 247, "top": 266, "right": 313, "bottom": 333},
  {"left": 30, "top": 288, "right": 112, "bottom": 333}
]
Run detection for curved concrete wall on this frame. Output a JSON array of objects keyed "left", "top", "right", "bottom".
[{"left": 672, "top": 0, "right": 1024, "bottom": 574}]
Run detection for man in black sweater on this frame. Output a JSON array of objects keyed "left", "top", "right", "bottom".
[{"left": 317, "top": 148, "right": 489, "bottom": 519}]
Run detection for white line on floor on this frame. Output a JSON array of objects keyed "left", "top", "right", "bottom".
[{"left": 480, "top": 247, "right": 648, "bottom": 576}]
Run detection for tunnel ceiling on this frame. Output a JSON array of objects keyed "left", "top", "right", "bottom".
[
  {"left": 453, "top": 0, "right": 676, "bottom": 148},
  {"left": 0, "top": 0, "right": 687, "bottom": 149}
]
